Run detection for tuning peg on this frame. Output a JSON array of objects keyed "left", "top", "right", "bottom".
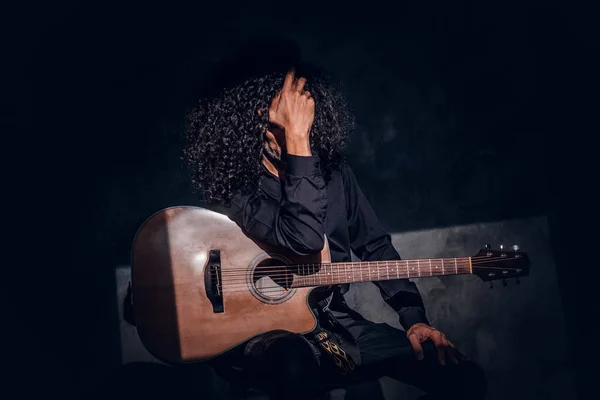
[
  {"left": 485, "top": 244, "right": 491, "bottom": 250},
  {"left": 512, "top": 245, "right": 520, "bottom": 251},
  {"left": 489, "top": 281, "right": 493, "bottom": 289},
  {"left": 500, "top": 244, "right": 504, "bottom": 251}
]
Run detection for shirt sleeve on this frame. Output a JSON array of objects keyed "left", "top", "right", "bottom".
[
  {"left": 224, "top": 154, "right": 327, "bottom": 255},
  {"left": 341, "top": 162, "right": 429, "bottom": 330}
]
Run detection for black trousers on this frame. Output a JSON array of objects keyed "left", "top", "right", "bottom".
[{"left": 214, "top": 320, "right": 487, "bottom": 400}]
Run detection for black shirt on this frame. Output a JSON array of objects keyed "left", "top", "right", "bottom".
[{"left": 224, "top": 154, "right": 429, "bottom": 330}]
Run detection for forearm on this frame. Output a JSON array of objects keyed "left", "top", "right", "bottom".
[
  {"left": 364, "top": 239, "right": 430, "bottom": 329},
  {"left": 376, "top": 279, "right": 429, "bottom": 330},
  {"left": 226, "top": 155, "right": 327, "bottom": 255},
  {"left": 277, "top": 154, "right": 327, "bottom": 253},
  {"left": 341, "top": 162, "right": 429, "bottom": 329}
]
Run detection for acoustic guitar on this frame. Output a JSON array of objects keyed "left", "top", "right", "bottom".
[{"left": 131, "top": 206, "right": 530, "bottom": 363}]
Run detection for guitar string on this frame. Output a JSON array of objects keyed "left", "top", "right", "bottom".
[
  {"left": 213, "top": 257, "right": 523, "bottom": 278},
  {"left": 220, "top": 267, "right": 516, "bottom": 294},
  {"left": 205, "top": 258, "right": 523, "bottom": 294},
  {"left": 219, "top": 269, "right": 478, "bottom": 294},
  {"left": 210, "top": 260, "right": 523, "bottom": 292},
  {"left": 215, "top": 263, "right": 519, "bottom": 280},
  {"left": 215, "top": 262, "right": 519, "bottom": 293},
  {"left": 216, "top": 264, "right": 473, "bottom": 280},
  {"left": 210, "top": 255, "right": 521, "bottom": 275},
  {"left": 213, "top": 264, "right": 522, "bottom": 285}
]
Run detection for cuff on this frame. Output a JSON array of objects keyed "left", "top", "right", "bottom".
[
  {"left": 398, "top": 307, "right": 430, "bottom": 330},
  {"left": 285, "top": 154, "right": 322, "bottom": 177}
]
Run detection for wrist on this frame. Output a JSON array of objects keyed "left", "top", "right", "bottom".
[{"left": 286, "top": 138, "right": 311, "bottom": 156}]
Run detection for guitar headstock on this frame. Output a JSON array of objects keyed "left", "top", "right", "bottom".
[{"left": 471, "top": 244, "right": 530, "bottom": 287}]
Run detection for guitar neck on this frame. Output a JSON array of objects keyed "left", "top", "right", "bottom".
[{"left": 291, "top": 257, "right": 473, "bottom": 288}]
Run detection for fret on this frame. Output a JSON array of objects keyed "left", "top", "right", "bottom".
[
  {"left": 386, "top": 261, "right": 389, "bottom": 280},
  {"left": 332, "top": 263, "right": 336, "bottom": 284},
  {"left": 331, "top": 264, "right": 340, "bottom": 285},
  {"left": 377, "top": 261, "right": 380, "bottom": 281},
  {"left": 360, "top": 262, "right": 364, "bottom": 282},
  {"left": 334, "top": 263, "right": 338, "bottom": 285},
  {"left": 407, "top": 260, "right": 410, "bottom": 278},
  {"left": 344, "top": 263, "right": 352, "bottom": 281},
  {"left": 417, "top": 259, "right": 421, "bottom": 277},
  {"left": 396, "top": 261, "right": 399, "bottom": 279},
  {"left": 429, "top": 259, "right": 432, "bottom": 276},
  {"left": 305, "top": 264, "right": 309, "bottom": 286},
  {"left": 345, "top": 262, "right": 349, "bottom": 282},
  {"left": 442, "top": 259, "right": 445, "bottom": 275},
  {"left": 454, "top": 258, "right": 458, "bottom": 275}
]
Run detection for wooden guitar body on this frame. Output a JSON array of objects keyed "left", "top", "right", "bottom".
[
  {"left": 132, "top": 206, "right": 531, "bottom": 364},
  {"left": 131, "top": 206, "right": 327, "bottom": 363}
]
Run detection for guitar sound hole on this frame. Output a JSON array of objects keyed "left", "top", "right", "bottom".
[{"left": 252, "top": 258, "right": 293, "bottom": 301}]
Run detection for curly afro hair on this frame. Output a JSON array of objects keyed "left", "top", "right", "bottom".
[{"left": 184, "top": 71, "right": 355, "bottom": 205}]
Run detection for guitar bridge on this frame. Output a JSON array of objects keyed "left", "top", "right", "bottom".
[{"left": 204, "top": 249, "right": 224, "bottom": 313}]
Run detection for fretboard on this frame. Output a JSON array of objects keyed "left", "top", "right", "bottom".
[{"left": 291, "top": 257, "right": 472, "bottom": 288}]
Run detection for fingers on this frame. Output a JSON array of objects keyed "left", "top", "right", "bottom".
[
  {"left": 283, "top": 69, "right": 310, "bottom": 95},
  {"left": 270, "top": 91, "right": 281, "bottom": 111},
  {"left": 282, "top": 69, "right": 295, "bottom": 91},
  {"left": 445, "top": 338, "right": 459, "bottom": 365},
  {"left": 408, "top": 333, "right": 425, "bottom": 361},
  {"left": 431, "top": 332, "right": 446, "bottom": 366},
  {"left": 296, "top": 77, "right": 307, "bottom": 92},
  {"left": 269, "top": 92, "right": 282, "bottom": 124}
]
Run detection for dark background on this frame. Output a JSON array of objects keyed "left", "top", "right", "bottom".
[{"left": 2, "top": 0, "right": 597, "bottom": 398}]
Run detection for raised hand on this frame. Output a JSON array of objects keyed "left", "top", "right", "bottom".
[{"left": 269, "top": 69, "right": 315, "bottom": 157}]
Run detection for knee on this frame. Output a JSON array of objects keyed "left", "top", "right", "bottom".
[
  {"left": 253, "top": 333, "right": 323, "bottom": 400},
  {"left": 267, "top": 334, "right": 318, "bottom": 381}
]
